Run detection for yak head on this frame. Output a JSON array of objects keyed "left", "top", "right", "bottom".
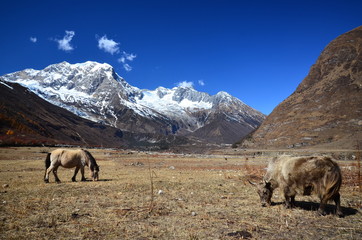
[{"left": 250, "top": 180, "right": 273, "bottom": 207}]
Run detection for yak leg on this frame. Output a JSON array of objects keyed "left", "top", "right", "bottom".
[
  {"left": 318, "top": 195, "right": 329, "bottom": 216},
  {"left": 52, "top": 166, "right": 61, "bottom": 183},
  {"left": 333, "top": 193, "right": 344, "bottom": 217},
  {"left": 290, "top": 195, "right": 296, "bottom": 208},
  {"left": 80, "top": 167, "right": 86, "bottom": 181},
  {"left": 283, "top": 186, "right": 296, "bottom": 209},
  {"left": 72, "top": 167, "right": 80, "bottom": 182}
]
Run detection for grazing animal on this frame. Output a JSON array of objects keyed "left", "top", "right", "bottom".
[
  {"left": 251, "top": 155, "right": 343, "bottom": 217},
  {"left": 44, "top": 149, "right": 99, "bottom": 183}
]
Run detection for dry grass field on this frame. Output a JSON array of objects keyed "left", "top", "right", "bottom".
[{"left": 0, "top": 147, "right": 361, "bottom": 239}]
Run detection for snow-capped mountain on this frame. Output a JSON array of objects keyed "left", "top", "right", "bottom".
[{"left": 2, "top": 61, "right": 265, "bottom": 143}]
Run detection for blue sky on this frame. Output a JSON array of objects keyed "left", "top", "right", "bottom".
[{"left": 1, "top": 0, "right": 361, "bottom": 114}]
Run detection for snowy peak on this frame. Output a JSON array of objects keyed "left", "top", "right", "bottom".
[
  {"left": 4, "top": 61, "right": 136, "bottom": 99},
  {"left": 2, "top": 61, "right": 265, "bottom": 143},
  {"left": 134, "top": 87, "right": 213, "bottom": 120},
  {"left": 3, "top": 61, "right": 247, "bottom": 113},
  {"left": 7, "top": 61, "right": 131, "bottom": 93},
  {"left": 135, "top": 86, "right": 248, "bottom": 114},
  {"left": 215, "top": 91, "right": 233, "bottom": 101},
  {"left": 145, "top": 86, "right": 242, "bottom": 109},
  {"left": 172, "top": 86, "right": 211, "bottom": 104},
  {"left": 44, "top": 61, "right": 113, "bottom": 74},
  {"left": 41, "top": 61, "right": 128, "bottom": 94}
]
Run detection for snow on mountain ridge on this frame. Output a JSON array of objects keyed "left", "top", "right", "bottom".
[
  {"left": 2, "top": 61, "right": 265, "bottom": 138},
  {"left": 137, "top": 87, "right": 213, "bottom": 111},
  {"left": 3, "top": 61, "right": 244, "bottom": 113}
]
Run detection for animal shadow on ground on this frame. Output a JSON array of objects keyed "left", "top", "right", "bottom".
[
  {"left": 82, "top": 178, "right": 112, "bottom": 182},
  {"left": 227, "top": 230, "right": 253, "bottom": 239},
  {"left": 97, "top": 178, "right": 112, "bottom": 182},
  {"left": 271, "top": 201, "right": 358, "bottom": 217}
]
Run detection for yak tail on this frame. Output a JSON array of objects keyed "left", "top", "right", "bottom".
[{"left": 323, "top": 159, "right": 342, "bottom": 201}]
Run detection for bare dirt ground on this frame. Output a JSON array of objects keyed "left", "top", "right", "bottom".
[{"left": 0, "top": 147, "right": 361, "bottom": 239}]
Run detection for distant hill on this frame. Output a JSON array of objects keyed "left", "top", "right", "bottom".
[{"left": 240, "top": 26, "right": 362, "bottom": 150}]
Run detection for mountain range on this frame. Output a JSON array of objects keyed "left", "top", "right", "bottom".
[{"left": 1, "top": 61, "right": 265, "bottom": 148}]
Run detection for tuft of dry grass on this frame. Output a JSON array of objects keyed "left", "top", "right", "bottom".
[{"left": 0, "top": 147, "right": 361, "bottom": 239}]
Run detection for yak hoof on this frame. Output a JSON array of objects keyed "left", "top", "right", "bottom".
[
  {"left": 336, "top": 211, "right": 344, "bottom": 218},
  {"left": 44, "top": 179, "right": 49, "bottom": 183},
  {"left": 285, "top": 203, "right": 293, "bottom": 209},
  {"left": 317, "top": 209, "right": 327, "bottom": 216}
]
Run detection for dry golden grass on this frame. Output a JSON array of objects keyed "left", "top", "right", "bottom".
[{"left": 0, "top": 147, "right": 361, "bottom": 239}]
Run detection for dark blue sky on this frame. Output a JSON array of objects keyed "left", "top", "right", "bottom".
[{"left": 1, "top": 0, "right": 361, "bottom": 114}]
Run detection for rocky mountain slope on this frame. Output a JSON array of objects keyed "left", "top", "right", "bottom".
[
  {"left": 241, "top": 26, "right": 362, "bottom": 149},
  {"left": 2, "top": 61, "right": 265, "bottom": 144}
]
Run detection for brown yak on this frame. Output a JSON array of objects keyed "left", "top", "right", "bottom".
[{"left": 251, "top": 155, "right": 343, "bottom": 217}]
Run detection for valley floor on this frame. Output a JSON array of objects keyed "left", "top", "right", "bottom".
[{"left": 0, "top": 147, "right": 361, "bottom": 239}]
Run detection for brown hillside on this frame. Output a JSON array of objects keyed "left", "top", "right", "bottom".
[{"left": 242, "top": 26, "right": 362, "bottom": 149}]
